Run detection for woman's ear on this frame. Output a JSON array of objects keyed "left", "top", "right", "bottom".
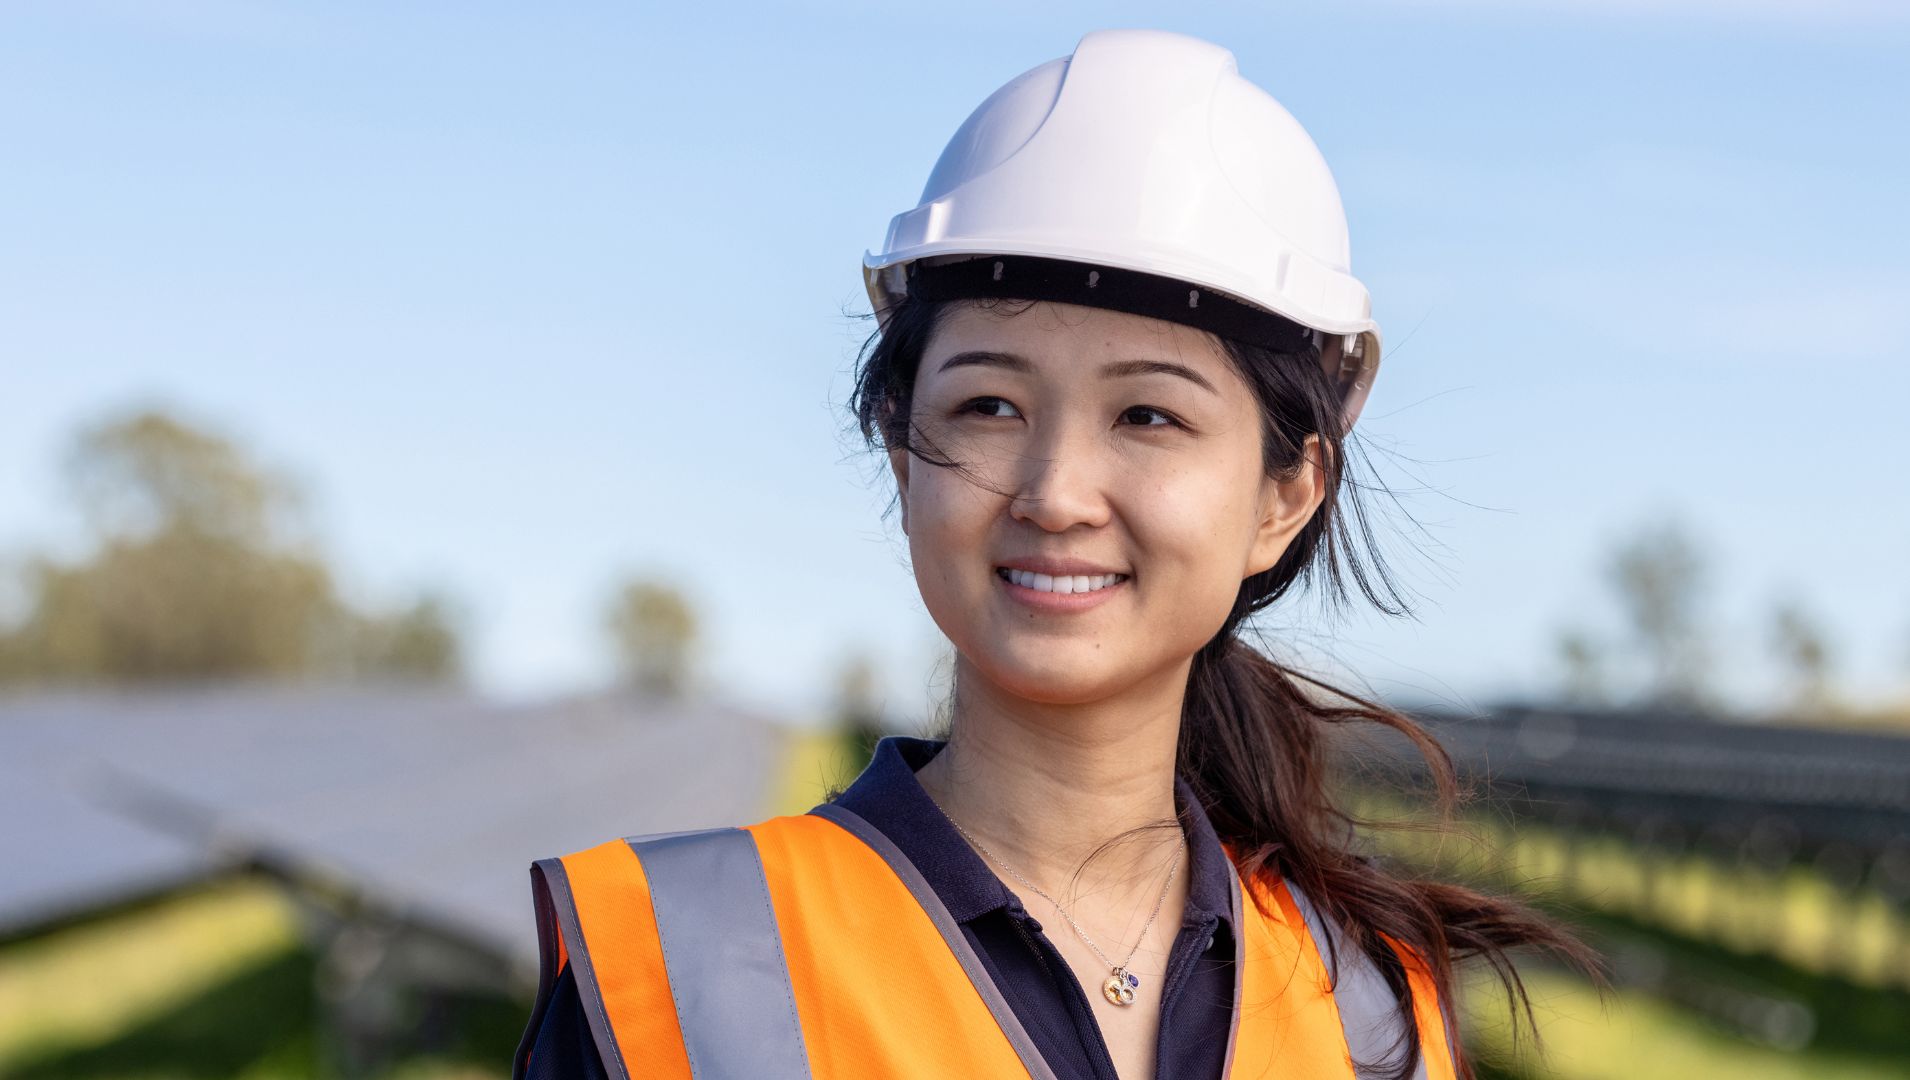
[{"left": 1245, "top": 433, "right": 1329, "bottom": 578}]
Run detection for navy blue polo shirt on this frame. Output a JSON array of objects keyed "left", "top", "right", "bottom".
[{"left": 522, "top": 734, "right": 1240, "bottom": 1079}]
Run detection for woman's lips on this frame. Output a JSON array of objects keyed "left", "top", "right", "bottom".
[{"left": 994, "top": 567, "right": 1128, "bottom": 613}]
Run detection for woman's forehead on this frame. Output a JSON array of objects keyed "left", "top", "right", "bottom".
[{"left": 924, "top": 299, "right": 1230, "bottom": 376}]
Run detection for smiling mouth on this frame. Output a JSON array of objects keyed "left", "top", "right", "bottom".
[{"left": 995, "top": 567, "right": 1130, "bottom": 595}]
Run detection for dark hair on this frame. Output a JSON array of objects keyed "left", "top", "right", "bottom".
[{"left": 844, "top": 290, "right": 1605, "bottom": 1080}]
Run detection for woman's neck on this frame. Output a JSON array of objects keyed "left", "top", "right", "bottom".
[{"left": 911, "top": 657, "right": 1190, "bottom": 895}]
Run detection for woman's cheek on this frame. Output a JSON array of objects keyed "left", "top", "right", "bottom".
[
  {"left": 1127, "top": 521, "right": 1249, "bottom": 642},
  {"left": 904, "top": 493, "right": 993, "bottom": 638}
]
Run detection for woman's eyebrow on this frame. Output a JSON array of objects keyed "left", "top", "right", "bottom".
[{"left": 935, "top": 350, "right": 1218, "bottom": 396}]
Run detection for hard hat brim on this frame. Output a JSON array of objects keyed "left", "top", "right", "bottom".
[{"left": 863, "top": 247, "right": 1382, "bottom": 432}]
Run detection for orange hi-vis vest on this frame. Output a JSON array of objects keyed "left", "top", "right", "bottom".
[{"left": 513, "top": 802, "right": 1459, "bottom": 1080}]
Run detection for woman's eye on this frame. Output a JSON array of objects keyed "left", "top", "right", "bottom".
[
  {"left": 961, "top": 396, "right": 1021, "bottom": 419},
  {"left": 1123, "top": 405, "right": 1183, "bottom": 429}
]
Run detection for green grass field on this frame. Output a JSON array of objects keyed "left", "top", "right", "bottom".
[
  {"left": 1464, "top": 968, "right": 1909, "bottom": 1080},
  {"left": 0, "top": 873, "right": 519, "bottom": 1079}
]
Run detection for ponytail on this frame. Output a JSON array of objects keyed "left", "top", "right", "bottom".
[{"left": 1183, "top": 637, "right": 1601, "bottom": 1080}]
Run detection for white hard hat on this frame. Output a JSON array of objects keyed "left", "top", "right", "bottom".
[{"left": 863, "top": 28, "right": 1383, "bottom": 429}]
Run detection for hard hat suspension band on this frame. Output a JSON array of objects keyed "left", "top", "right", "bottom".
[{"left": 904, "top": 254, "right": 1317, "bottom": 357}]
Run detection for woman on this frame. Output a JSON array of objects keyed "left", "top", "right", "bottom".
[{"left": 514, "top": 28, "right": 1594, "bottom": 1080}]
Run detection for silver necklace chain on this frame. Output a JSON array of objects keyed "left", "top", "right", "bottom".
[{"left": 945, "top": 813, "right": 1184, "bottom": 1006}]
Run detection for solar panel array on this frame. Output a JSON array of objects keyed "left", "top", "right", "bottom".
[
  {"left": 0, "top": 681, "right": 796, "bottom": 985},
  {"left": 1391, "top": 703, "right": 1910, "bottom": 873}
]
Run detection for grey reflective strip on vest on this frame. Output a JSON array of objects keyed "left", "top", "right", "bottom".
[
  {"left": 1284, "top": 878, "right": 1430, "bottom": 1080},
  {"left": 629, "top": 827, "right": 813, "bottom": 1080},
  {"left": 809, "top": 802, "right": 1063, "bottom": 1080}
]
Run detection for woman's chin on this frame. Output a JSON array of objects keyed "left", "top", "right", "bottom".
[{"left": 965, "top": 649, "right": 1139, "bottom": 705}]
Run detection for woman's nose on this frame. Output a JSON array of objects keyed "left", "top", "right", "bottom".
[{"left": 1006, "top": 420, "right": 1113, "bottom": 533}]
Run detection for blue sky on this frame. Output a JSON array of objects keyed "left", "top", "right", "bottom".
[{"left": 3, "top": 1, "right": 1906, "bottom": 723}]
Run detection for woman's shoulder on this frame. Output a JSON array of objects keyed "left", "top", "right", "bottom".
[{"left": 515, "top": 817, "right": 822, "bottom": 1078}]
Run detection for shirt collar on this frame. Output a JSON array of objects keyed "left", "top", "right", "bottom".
[{"left": 825, "top": 734, "right": 1237, "bottom": 935}]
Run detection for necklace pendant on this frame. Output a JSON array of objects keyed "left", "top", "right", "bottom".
[{"left": 1101, "top": 968, "right": 1139, "bottom": 1006}]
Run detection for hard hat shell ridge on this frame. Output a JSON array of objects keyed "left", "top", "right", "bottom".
[{"left": 863, "top": 28, "right": 1383, "bottom": 429}]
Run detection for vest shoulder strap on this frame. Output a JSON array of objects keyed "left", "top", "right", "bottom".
[
  {"left": 1281, "top": 877, "right": 1458, "bottom": 1080},
  {"left": 513, "top": 825, "right": 811, "bottom": 1080}
]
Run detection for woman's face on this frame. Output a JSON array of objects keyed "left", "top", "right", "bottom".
[{"left": 890, "top": 298, "right": 1325, "bottom": 706}]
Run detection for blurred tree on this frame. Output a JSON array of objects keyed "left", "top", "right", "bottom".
[
  {"left": 0, "top": 404, "right": 463, "bottom": 685},
  {"left": 330, "top": 590, "right": 466, "bottom": 683},
  {"left": 1553, "top": 625, "right": 1610, "bottom": 706},
  {"left": 1607, "top": 517, "right": 1716, "bottom": 712},
  {"left": 1768, "top": 593, "right": 1833, "bottom": 721},
  {"left": 63, "top": 408, "right": 297, "bottom": 545},
  {"left": 604, "top": 578, "right": 697, "bottom": 697},
  {"left": 833, "top": 651, "right": 885, "bottom": 778}
]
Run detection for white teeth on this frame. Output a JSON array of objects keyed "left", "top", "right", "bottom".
[{"left": 1001, "top": 568, "right": 1126, "bottom": 594}]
